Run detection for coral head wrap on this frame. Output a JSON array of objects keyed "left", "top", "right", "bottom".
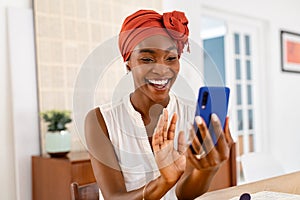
[{"left": 119, "top": 10, "right": 189, "bottom": 62}]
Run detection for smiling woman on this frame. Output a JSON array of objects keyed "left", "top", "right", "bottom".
[
  {"left": 128, "top": 35, "right": 180, "bottom": 105},
  {"left": 84, "top": 9, "right": 233, "bottom": 200}
]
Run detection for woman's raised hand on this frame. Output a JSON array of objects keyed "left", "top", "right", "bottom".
[
  {"left": 152, "top": 109, "right": 186, "bottom": 184},
  {"left": 188, "top": 114, "right": 233, "bottom": 172}
]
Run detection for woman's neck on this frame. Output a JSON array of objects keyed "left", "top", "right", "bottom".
[{"left": 130, "top": 91, "right": 170, "bottom": 126}]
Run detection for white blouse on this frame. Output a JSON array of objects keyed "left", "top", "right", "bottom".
[{"left": 99, "top": 93, "right": 195, "bottom": 199}]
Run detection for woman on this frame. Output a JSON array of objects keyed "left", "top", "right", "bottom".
[{"left": 85, "top": 9, "right": 233, "bottom": 200}]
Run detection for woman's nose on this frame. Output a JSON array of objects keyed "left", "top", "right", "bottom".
[{"left": 151, "top": 64, "right": 170, "bottom": 75}]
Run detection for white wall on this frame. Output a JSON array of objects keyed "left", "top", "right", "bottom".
[
  {"left": 0, "top": 6, "right": 17, "bottom": 200},
  {"left": 200, "top": 0, "right": 300, "bottom": 173},
  {"left": 0, "top": 1, "right": 39, "bottom": 200},
  {"left": 8, "top": 7, "right": 40, "bottom": 200}
]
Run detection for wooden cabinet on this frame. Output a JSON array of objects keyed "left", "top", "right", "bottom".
[{"left": 32, "top": 152, "right": 96, "bottom": 200}]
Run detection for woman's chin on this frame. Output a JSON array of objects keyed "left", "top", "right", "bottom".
[{"left": 150, "top": 91, "right": 171, "bottom": 104}]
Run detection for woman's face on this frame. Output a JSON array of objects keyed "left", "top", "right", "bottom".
[{"left": 127, "top": 35, "right": 180, "bottom": 103}]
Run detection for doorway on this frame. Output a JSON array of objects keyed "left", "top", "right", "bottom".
[{"left": 200, "top": 12, "right": 266, "bottom": 184}]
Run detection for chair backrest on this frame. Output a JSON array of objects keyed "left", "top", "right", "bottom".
[
  {"left": 241, "top": 152, "right": 285, "bottom": 183},
  {"left": 208, "top": 142, "right": 237, "bottom": 191},
  {"left": 70, "top": 182, "right": 99, "bottom": 200}
]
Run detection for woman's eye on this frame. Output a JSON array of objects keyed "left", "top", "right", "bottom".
[
  {"left": 166, "top": 56, "right": 177, "bottom": 61},
  {"left": 141, "top": 58, "right": 154, "bottom": 63}
]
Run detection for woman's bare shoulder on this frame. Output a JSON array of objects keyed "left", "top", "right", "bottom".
[{"left": 85, "top": 107, "right": 109, "bottom": 138}]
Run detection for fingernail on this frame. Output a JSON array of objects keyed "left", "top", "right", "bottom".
[
  {"left": 163, "top": 108, "right": 167, "bottom": 117},
  {"left": 212, "top": 113, "right": 218, "bottom": 121},
  {"left": 195, "top": 116, "right": 202, "bottom": 125},
  {"left": 159, "top": 114, "right": 163, "bottom": 121}
]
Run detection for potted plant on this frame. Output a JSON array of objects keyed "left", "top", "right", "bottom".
[{"left": 41, "top": 110, "right": 72, "bottom": 157}]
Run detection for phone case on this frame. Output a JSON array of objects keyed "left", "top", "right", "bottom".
[{"left": 192, "top": 86, "right": 230, "bottom": 152}]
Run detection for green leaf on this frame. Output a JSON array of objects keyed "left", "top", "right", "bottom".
[{"left": 40, "top": 110, "right": 72, "bottom": 132}]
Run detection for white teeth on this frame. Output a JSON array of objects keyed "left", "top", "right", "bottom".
[{"left": 148, "top": 79, "right": 168, "bottom": 85}]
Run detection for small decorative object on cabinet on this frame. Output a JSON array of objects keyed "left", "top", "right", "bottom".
[
  {"left": 32, "top": 152, "right": 96, "bottom": 200},
  {"left": 40, "top": 110, "right": 72, "bottom": 157}
]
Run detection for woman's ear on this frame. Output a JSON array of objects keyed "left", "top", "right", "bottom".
[{"left": 126, "top": 61, "right": 131, "bottom": 72}]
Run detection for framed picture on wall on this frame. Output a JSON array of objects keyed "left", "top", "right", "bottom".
[{"left": 281, "top": 30, "right": 300, "bottom": 73}]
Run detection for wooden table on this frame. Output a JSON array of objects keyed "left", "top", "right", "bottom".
[{"left": 197, "top": 171, "right": 300, "bottom": 199}]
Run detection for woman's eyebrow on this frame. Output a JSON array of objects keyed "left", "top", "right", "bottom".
[{"left": 138, "top": 48, "right": 155, "bottom": 54}]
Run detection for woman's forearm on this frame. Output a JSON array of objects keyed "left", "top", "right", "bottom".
[{"left": 107, "top": 175, "right": 176, "bottom": 200}]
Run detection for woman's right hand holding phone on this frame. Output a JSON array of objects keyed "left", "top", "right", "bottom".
[
  {"left": 175, "top": 114, "right": 234, "bottom": 199},
  {"left": 188, "top": 114, "right": 233, "bottom": 173}
]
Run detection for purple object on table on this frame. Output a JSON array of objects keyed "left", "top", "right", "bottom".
[{"left": 239, "top": 193, "right": 251, "bottom": 200}]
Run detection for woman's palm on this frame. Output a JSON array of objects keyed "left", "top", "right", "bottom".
[{"left": 152, "top": 110, "right": 186, "bottom": 183}]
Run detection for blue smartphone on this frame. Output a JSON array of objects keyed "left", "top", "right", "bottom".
[{"left": 191, "top": 86, "right": 230, "bottom": 153}]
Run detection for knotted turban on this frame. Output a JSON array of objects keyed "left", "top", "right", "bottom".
[{"left": 118, "top": 10, "right": 189, "bottom": 62}]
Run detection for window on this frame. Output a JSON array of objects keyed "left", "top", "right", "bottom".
[
  {"left": 233, "top": 33, "right": 255, "bottom": 154},
  {"left": 231, "top": 28, "right": 262, "bottom": 183}
]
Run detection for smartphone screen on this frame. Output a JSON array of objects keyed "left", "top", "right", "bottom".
[{"left": 191, "top": 86, "right": 230, "bottom": 153}]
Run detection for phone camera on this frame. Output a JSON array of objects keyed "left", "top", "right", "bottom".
[{"left": 201, "top": 91, "right": 209, "bottom": 109}]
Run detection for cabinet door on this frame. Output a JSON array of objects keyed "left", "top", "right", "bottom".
[
  {"left": 71, "top": 161, "right": 96, "bottom": 185},
  {"left": 32, "top": 156, "right": 72, "bottom": 200}
]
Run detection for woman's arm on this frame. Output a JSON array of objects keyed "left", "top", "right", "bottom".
[
  {"left": 85, "top": 108, "right": 176, "bottom": 200},
  {"left": 89, "top": 154, "right": 174, "bottom": 200},
  {"left": 175, "top": 115, "right": 234, "bottom": 200}
]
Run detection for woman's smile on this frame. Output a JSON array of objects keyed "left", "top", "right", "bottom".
[{"left": 145, "top": 78, "right": 172, "bottom": 91}]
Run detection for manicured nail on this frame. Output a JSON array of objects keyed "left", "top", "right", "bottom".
[
  {"left": 212, "top": 113, "right": 219, "bottom": 121},
  {"left": 195, "top": 116, "right": 202, "bottom": 125}
]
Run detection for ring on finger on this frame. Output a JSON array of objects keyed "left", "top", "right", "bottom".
[{"left": 195, "top": 151, "right": 206, "bottom": 159}]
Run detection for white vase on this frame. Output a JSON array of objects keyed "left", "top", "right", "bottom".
[{"left": 45, "top": 130, "right": 71, "bottom": 157}]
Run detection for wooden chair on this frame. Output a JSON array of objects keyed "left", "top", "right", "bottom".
[
  {"left": 70, "top": 182, "right": 99, "bottom": 200},
  {"left": 208, "top": 142, "right": 237, "bottom": 191}
]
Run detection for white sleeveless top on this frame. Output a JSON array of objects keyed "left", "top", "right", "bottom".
[{"left": 99, "top": 93, "right": 195, "bottom": 199}]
